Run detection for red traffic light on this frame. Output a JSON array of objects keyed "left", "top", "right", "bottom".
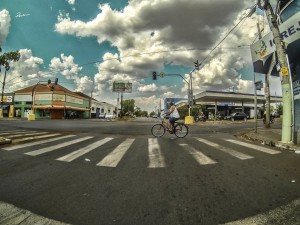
[{"left": 152, "top": 72, "right": 157, "bottom": 80}]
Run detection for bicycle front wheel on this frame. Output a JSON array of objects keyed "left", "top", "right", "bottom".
[
  {"left": 151, "top": 124, "right": 166, "bottom": 137},
  {"left": 174, "top": 123, "right": 188, "bottom": 138}
]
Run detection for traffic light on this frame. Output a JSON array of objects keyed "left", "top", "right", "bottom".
[
  {"left": 152, "top": 71, "right": 157, "bottom": 80},
  {"left": 54, "top": 78, "right": 58, "bottom": 85},
  {"left": 194, "top": 60, "right": 201, "bottom": 71},
  {"left": 47, "top": 79, "right": 51, "bottom": 84}
]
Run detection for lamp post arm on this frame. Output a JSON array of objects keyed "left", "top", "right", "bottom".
[{"left": 164, "top": 74, "right": 190, "bottom": 85}]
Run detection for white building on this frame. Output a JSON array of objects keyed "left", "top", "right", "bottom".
[{"left": 91, "top": 100, "right": 116, "bottom": 118}]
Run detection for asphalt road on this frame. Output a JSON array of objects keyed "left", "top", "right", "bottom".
[{"left": 0, "top": 118, "right": 299, "bottom": 225}]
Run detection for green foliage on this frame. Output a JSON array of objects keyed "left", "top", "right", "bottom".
[
  {"left": 149, "top": 111, "right": 156, "bottom": 117},
  {"left": 276, "top": 103, "right": 283, "bottom": 115},
  {"left": 122, "top": 99, "right": 135, "bottom": 115},
  {"left": 0, "top": 50, "right": 21, "bottom": 71}
]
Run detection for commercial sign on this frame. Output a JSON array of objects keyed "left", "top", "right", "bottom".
[
  {"left": 112, "top": 82, "right": 132, "bottom": 93},
  {"left": 35, "top": 94, "right": 52, "bottom": 101},
  {"left": 53, "top": 94, "right": 66, "bottom": 101},
  {"left": 14, "top": 94, "right": 32, "bottom": 102},
  {"left": 66, "top": 95, "right": 83, "bottom": 105},
  {"left": 0, "top": 95, "right": 13, "bottom": 103},
  {"left": 251, "top": 11, "right": 300, "bottom": 63}
]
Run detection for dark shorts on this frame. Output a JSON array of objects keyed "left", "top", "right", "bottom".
[{"left": 169, "top": 117, "right": 179, "bottom": 125}]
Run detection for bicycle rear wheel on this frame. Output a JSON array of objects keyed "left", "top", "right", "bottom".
[
  {"left": 151, "top": 124, "right": 166, "bottom": 137},
  {"left": 174, "top": 123, "right": 188, "bottom": 138}
]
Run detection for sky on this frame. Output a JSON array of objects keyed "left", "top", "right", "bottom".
[{"left": 0, "top": 0, "right": 282, "bottom": 112}]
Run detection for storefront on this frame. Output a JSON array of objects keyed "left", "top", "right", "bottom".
[
  {"left": 0, "top": 94, "right": 14, "bottom": 117},
  {"left": 14, "top": 84, "right": 90, "bottom": 119}
]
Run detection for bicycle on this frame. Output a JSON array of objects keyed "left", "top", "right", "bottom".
[{"left": 151, "top": 115, "right": 188, "bottom": 138}]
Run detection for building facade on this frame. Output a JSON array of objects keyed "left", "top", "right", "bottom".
[{"left": 14, "top": 84, "right": 90, "bottom": 119}]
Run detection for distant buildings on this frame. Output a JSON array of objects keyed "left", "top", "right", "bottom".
[{"left": 1, "top": 83, "right": 116, "bottom": 119}]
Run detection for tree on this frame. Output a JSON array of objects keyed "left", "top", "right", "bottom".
[
  {"left": 121, "top": 99, "right": 135, "bottom": 116},
  {"left": 277, "top": 103, "right": 283, "bottom": 116},
  {"left": 0, "top": 46, "right": 21, "bottom": 109},
  {"left": 0, "top": 48, "right": 21, "bottom": 72}
]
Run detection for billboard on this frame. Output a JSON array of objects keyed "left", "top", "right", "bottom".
[
  {"left": 250, "top": 11, "right": 300, "bottom": 75},
  {"left": 112, "top": 82, "right": 132, "bottom": 93}
]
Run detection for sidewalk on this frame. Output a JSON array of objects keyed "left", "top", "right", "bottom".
[{"left": 236, "top": 126, "right": 300, "bottom": 153}]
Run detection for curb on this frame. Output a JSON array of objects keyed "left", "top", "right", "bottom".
[
  {"left": 0, "top": 137, "right": 12, "bottom": 145},
  {"left": 241, "top": 132, "right": 300, "bottom": 153}
]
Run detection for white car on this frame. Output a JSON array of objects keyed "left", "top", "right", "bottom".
[{"left": 105, "top": 114, "right": 115, "bottom": 119}]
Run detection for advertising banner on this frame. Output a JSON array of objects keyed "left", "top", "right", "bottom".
[
  {"left": 53, "top": 94, "right": 66, "bottom": 101},
  {"left": 35, "top": 94, "right": 52, "bottom": 101},
  {"left": 112, "top": 82, "right": 132, "bottom": 93},
  {"left": 250, "top": 11, "right": 300, "bottom": 75},
  {"left": 14, "top": 94, "right": 32, "bottom": 102},
  {"left": 0, "top": 95, "right": 13, "bottom": 103}
]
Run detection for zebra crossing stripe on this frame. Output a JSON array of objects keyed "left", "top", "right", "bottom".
[
  {"left": 196, "top": 138, "right": 254, "bottom": 160},
  {"left": 0, "top": 130, "right": 27, "bottom": 134},
  {"left": 12, "top": 134, "right": 61, "bottom": 143},
  {"left": 57, "top": 137, "right": 114, "bottom": 162},
  {"left": 97, "top": 138, "right": 135, "bottom": 167},
  {"left": 6, "top": 132, "right": 49, "bottom": 138},
  {"left": 2, "top": 135, "right": 76, "bottom": 151},
  {"left": 225, "top": 139, "right": 281, "bottom": 154},
  {"left": 0, "top": 131, "right": 38, "bottom": 136},
  {"left": 148, "top": 138, "right": 166, "bottom": 168},
  {"left": 179, "top": 144, "right": 217, "bottom": 165},
  {"left": 25, "top": 136, "right": 93, "bottom": 156}
]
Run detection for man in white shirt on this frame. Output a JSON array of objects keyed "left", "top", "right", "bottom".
[{"left": 165, "top": 102, "right": 180, "bottom": 131}]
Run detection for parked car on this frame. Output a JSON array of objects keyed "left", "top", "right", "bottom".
[
  {"left": 225, "top": 112, "right": 247, "bottom": 121},
  {"left": 99, "top": 113, "right": 106, "bottom": 119},
  {"left": 105, "top": 114, "right": 115, "bottom": 119}
]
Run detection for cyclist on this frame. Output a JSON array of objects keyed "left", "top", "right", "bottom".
[{"left": 165, "top": 102, "right": 180, "bottom": 132}]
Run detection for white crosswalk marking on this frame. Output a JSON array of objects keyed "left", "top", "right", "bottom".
[
  {"left": 6, "top": 132, "right": 49, "bottom": 138},
  {"left": 225, "top": 139, "right": 281, "bottom": 154},
  {"left": 97, "top": 138, "right": 135, "bottom": 167},
  {"left": 148, "top": 138, "right": 166, "bottom": 168},
  {"left": 196, "top": 138, "right": 254, "bottom": 160},
  {"left": 0, "top": 130, "right": 27, "bottom": 134},
  {"left": 25, "top": 136, "right": 93, "bottom": 156},
  {"left": 2, "top": 135, "right": 76, "bottom": 151},
  {"left": 0, "top": 131, "right": 38, "bottom": 136},
  {"left": 12, "top": 133, "right": 61, "bottom": 143},
  {"left": 179, "top": 143, "right": 217, "bottom": 165},
  {"left": 57, "top": 137, "right": 114, "bottom": 162}
]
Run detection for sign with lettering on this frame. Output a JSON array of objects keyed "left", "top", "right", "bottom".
[
  {"left": 53, "top": 94, "right": 66, "bottom": 101},
  {"left": 14, "top": 94, "right": 32, "bottom": 102},
  {"left": 35, "top": 94, "right": 52, "bottom": 101},
  {"left": 112, "top": 82, "right": 132, "bottom": 93},
  {"left": 251, "top": 11, "right": 300, "bottom": 62},
  {"left": 66, "top": 95, "right": 83, "bottom": 104},
  {"left": 281, "top": 67, "right": 289, "bottom": 76}
]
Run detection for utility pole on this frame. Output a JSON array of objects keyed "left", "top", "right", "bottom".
[
  {"left": 265, "top": 53, "right": 276, "bottom": 128},
  {"left": 259, "top": 0, "right": 293, "bottom": 143},
  {"left": 0, "top": 70, "right": 7, "bottom": 118}
]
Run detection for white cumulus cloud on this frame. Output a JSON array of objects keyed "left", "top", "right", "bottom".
[{"left": 0, "top": 9, "right": 11, "bottom": 46}]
